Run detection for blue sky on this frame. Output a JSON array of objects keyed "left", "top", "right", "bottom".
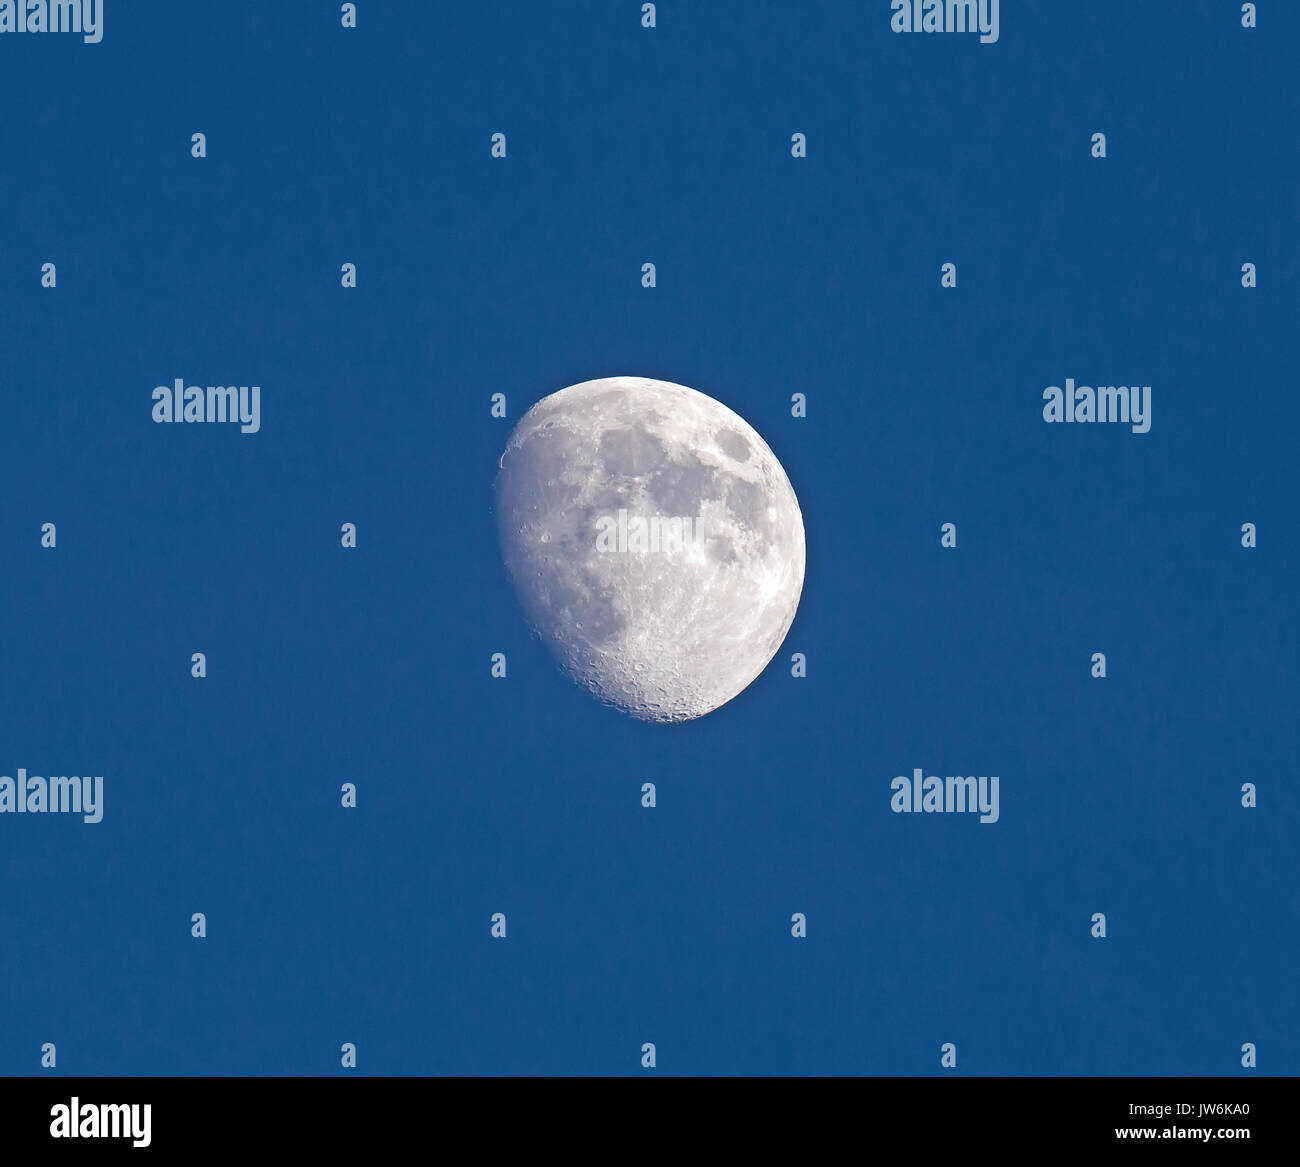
[{"left": 0, "top": 1, "right": 1295, "bottom": 1075}]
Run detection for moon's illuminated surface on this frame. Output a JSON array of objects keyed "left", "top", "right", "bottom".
[{"left": 495, "top": 376, "right": 805, "bottom": 721}]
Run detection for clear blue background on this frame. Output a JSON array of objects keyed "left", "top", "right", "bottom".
[{"left": 0, "top": 1, "right": 1295, "bottom": 1075}]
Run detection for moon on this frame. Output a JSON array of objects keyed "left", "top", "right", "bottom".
[{"left": 495, "top": 376, "right": 806, "bottom": 722}]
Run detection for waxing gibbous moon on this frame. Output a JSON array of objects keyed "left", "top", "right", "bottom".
[{"left": 495, "top": 376, "right": 806, "bottom": 722}]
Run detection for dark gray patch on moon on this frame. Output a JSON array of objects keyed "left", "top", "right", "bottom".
[{"left": 716, "top": 428, "right": 751, "bottom": 462}]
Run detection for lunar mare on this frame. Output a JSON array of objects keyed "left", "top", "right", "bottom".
[{"left": 495, "top": 376, "right": 806, "bottom": 722}]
